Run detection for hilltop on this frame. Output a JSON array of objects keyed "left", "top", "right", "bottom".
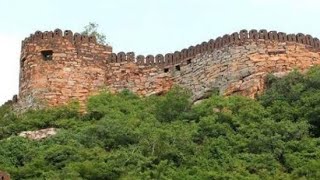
[{"left": 1, "top": 67, "right": 320, "bottom": 179}]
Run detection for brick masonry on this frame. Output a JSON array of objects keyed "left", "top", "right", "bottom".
[{"left": 13, "top": 29, "right": 320, "bottom": 110}]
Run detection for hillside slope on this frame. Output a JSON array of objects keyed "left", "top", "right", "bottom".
[{"left": 1, "top": 67, "right": 320, "bottom": 179}]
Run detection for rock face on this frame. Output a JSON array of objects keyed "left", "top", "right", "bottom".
[
  {"left": 19, "top": 128, "right": 57, "bottom": 140},
  {"left": 16, "top": 29, "right": 320, "bottom": 110}
]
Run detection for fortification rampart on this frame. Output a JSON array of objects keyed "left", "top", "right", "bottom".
[
  {"left": 15, "top": 28, "right": 320, "bottom": 110},
  {"left": 109, "top": 29, "right": 320, "bottom": 68}
]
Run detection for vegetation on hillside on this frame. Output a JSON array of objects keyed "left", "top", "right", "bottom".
[{"left": 1, "top": 67, "right": 320, "bottom": 179}]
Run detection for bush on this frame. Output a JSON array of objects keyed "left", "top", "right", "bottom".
[{"left": 154, "top": 86, "right": 192, "bottom": 122}]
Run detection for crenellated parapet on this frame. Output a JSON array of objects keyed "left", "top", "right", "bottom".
[
  {"left": 21, "top": 28, "right": 320, "bottom": 68},
  {"left": 22, "top": 29, "right": 99, "bottom": 48},
  {"left": 20, "top": 28, "right": 112, "bottom": 69},
  {"left": 109, "top": 29, "right": 320, "bottom": 68}
]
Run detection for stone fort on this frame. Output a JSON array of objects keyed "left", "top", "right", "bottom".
[{"left": 10, "top": 29, "right": 320, "bottom": 110}]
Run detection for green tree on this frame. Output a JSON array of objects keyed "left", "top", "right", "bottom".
[
  {"left": 81, "top": 22, "right": 107, "bottom": 45},
  {"left": 154, "top": 86, "right": 192, "bottom": 122}
]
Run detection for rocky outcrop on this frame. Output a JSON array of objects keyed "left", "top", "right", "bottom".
[{"left": 19, "top": 128, "right": 57, "bottom": 140}]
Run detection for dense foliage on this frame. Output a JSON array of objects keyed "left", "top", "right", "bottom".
[{"left": 1, "top": 67, "right": 320, "bottom": 179}]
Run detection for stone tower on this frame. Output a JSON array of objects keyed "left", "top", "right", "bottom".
[{"left": 19, "top": 29, "right": 112, "bottom": 109}]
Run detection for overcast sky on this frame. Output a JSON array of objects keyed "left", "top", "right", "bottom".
[{"left": 0, "top": 0, "right": 319, "bottom": 104}]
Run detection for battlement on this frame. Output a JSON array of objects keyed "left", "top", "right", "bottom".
[
  {"left": 22, "top": 29, "right": 320, "bottom": 68},
  {"left": 15, "top": 28, "right": 320, "bottom": 111},
  {"left": 109, "top": 29, "right": 320, "bottom": 68},
  {"left": 22, "top": 29, "right": 99, "bottom": 48}
]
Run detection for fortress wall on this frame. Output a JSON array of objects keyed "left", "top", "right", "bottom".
[
  {"left": 109, "top": 29, "right": 320, "bottom": 70},
  {"left": 16, "top": 28, "right": 320, "bottom": 110},
  {"left": 104, "top": 62, "right": 173, "bottom": 96},
  {"left": 107, "top": 29, "right": 320, "bottom": 101},
  {"left": 173, "top": 40, "right": 320, "bottom": 100}
]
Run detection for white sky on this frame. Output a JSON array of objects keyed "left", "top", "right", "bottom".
[{"left": 0, "top": 0, "right": 319, "bottom": 104}]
